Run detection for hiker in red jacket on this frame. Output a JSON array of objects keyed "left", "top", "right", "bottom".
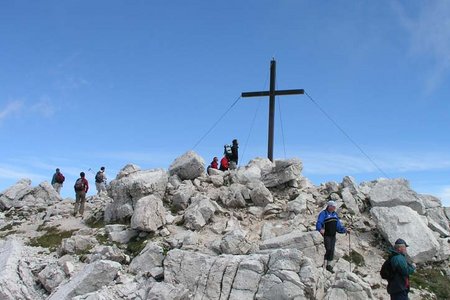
[
  {"left": 219, "top": 156, "right": 229, "bottom": 171},
  {"left": 207, "top": 157, "right": 219, "bottom": 175},
  {"left": 73, "top": 172, "right": 89, "bottom": 217}
]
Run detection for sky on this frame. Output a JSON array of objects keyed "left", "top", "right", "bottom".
[{"left": 1, "top": 1, "right": 450, "bottom": 206}]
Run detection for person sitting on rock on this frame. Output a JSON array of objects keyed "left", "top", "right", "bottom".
[
  {"left": 315, "top": 200, "right": 349, "bottom": 273},
  {"left": 207, "top": 157, "right": 219, "bottom": 175},
  {"left": 219, "top": 155, "right": 229, "bottom": 171},
  {"left": 385, "top": 238, "right": 416, "bottom": 300}
]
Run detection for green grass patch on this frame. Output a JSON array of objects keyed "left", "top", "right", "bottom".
[
  {"left": 127, "top": 235, "right": 148, "bottom": 257},
  {"left": 410, "top": 268, "right": 450, "bottom": 300},
  {"left": 95, "top": 233, "right": 110, "bottom": 245},
  {"left": 28, "top": 226, "right": 76, "bottom": 251},
  {"left": 342, "top": 249, "right": 365, "bottom": 267}
]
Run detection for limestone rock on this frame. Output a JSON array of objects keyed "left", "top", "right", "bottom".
[
  {"left": 0, "top": 179, "right": 32, "bottom": 210},
  {"left": 324, "top": 270, "right": 374, "bottom": 299},
  {"left": 168, "top": 151, "right": 205, "bottom": 180},
  {"left": 249, "top": 182, "right": 273, "bottom": 207},
  {"left": 105, "top": 167, "right": 168, "bottom": 222},
  {"left": 371, "top": 206, "right": 440, "bottom": 263},
  {"left": 261, "top": 158, "right": 303, "bottom": 188},
  {"left": 368, "top": 179, "right": 425, "bottom": 214},
  {"left": 184, "top": 195, "right": 216, "bottom": 230},
  {"left": 130, "top": 195, "right": 166, "bottom": 232},
  {"left": 146, "top": 282, "right": 190, "bottom": 300},
  {"left": 171, "top": 183, "right": 195, "bottom": 211},
  {"left": 48, "top": 260, "right": 122, "bottom": 300},
  {"left": 0, "top": 239, "right": 41, "bottom": 300},
  {"left": 341, "top": 187, "right": 359, "bottom": 214},
  {"left": 287, "top": 193, "right": 312, "bottom": 214},
  {"left": 38, "top": 262, "right": 66, "bottom": 292},
  {"left": 219, "top": 183, "right": 247, "bottom": 208},
  {"left": 129, "top": 242, "right": 164, "bottom": 275},
  {"left": 219, "top": 229, "right": 253, "bottom": 255},
  {"left": 60, "top": 235, "right": 98, "bottom": 255}
]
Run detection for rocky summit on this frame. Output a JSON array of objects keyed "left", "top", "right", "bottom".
[{"left": 0, "top": 151, "right": 449, "bottom": 300}]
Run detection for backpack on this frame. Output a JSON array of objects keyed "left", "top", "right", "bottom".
[
  {"left": 95, "top": 171, "right": 103, "bottom": 183},
  {"left": 224, "top": 144, "right": 232, "bottom": 157},
  {"left": 380, "top": 257, "right": 394, "bottom": 280},
  {"left": 74, "top": 178, "right": 85, "bottom": 191},
  {"left": 56, "top": 173, "right": 65, "bottom": 184}
]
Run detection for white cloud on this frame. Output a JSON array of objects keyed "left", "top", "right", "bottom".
[
  {"left": 395, "top": 2, "right": 450, "bottom": 92},
  {"left": 297, "top": 149, "right": 450, "bottom": 176},
  {"left": 0, "top": 101, "right": 24, "bottom": 122},
  {"left": 30, "top": 96, "right": 56, "bottom": 117},
  {"left": 0, "top": 164, "right": 46, "bottom": 182}
]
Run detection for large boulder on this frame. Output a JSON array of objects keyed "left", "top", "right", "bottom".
[
  {"left": 218, "top": 183, "right": 247, "bottom": 208},
  {"left": 232, "top": 157, "right": 274, "bottom": 184},
  {"left": 0, "top": 179, "right": 32, "bottom": 210},
  {"left": 48, "top": 260, "right": 122, "bottom": 299},
  {"left": 261, "top": 158, "right": 303, "bottom": 188},
  {"left": 169, "top": 151, "right": 205, "bottom": 180},
  {"left": 146, "top": 282, "right": 190, "bottom": 300},
  {"left": 130, "top": 195, "right": 166, "bottom": 232},
  {"left": 370, "top": 206, "right": 440, "bottom": 263},
  {"left": 164, "top": 248, "right": 320, "bottom": 299},
  {"left": 219, "top": 229, "right": 253, "bottom": 255},
  {"left": 368, "top": 179, "right": 425, "bottom": 214},
  {"left": 183, "top": 195, "right": 216, "bottom": 230},
  {"left": 249, "top": 182, "right": 273, "bottom": 207},
  {"left": 0, "top": 239, "right": 41, "bottom": 300},
  {"left": 171, "top": 183, "right": 196, "bottom": 211},
  {"left": 129, "top": 242, "right": 164, "bottom": 275},
  {"left": 38, "top": 262, "right": 66, "bottom": 292},
  {"left": 324, "top": 270, "right": 374, "bottom": 299},
  {"left": 105, "top": 166, "right": 168, "bottom": 222}
]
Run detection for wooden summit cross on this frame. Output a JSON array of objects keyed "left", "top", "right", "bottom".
[{"left": 241, "top": 59, "right": 304, "bottom": 162}]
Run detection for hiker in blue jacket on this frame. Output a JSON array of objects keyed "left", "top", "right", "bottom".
[
  {"left": 316, "top": 200, "right": 349, "bottom": 272},
  {"left": 386, "top": 239, "right": 416, "bottom": 300}
]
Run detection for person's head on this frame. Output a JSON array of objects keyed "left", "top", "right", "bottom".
[
  {"left": 213, "top": 157, "right": 218, "bottom": 162},
  {"left": 326, "top": 200, "right": 337, "bottom": 212},
  {"left": 100, "top": 166, "right": 105, "bottom": 171},
  {"left": 80, "top": 172, "right": 85, "bottom": 178},
  {"left": 232, "top": 139, "right": 238, "bottom": 145},
  {"left": 56, "top": 168, "right": 60, "bottom": 173},
  {"left": 394, "top": 238, "right": 409, "bottom": 254}
]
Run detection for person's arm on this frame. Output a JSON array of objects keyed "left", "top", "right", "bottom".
[
  {"left": 51, "top": 174, "right": 56, "bottom": 185},
  {"left": 316, "top": 211, "right": 325, "bottom": 233},
  {"left": 336, "top": 216, "right": 347, "bottom": 234},
  {"left": 84, "top": 179, "right": 89, "bottom": 193}
]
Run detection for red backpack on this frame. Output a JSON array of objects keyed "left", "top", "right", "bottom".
[{"left": 56, "top": 173, "right": 65, "bottom": 184}]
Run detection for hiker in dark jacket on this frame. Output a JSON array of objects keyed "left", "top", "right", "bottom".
[
  {"left": 316, "top": 200, "right": 349, "bottom": 272},
  {"left": 73, "top": 172, "right": 89, "bottom": 217},
  {"left": 229, "top": 139, "right": 239, "bottom": 170},
  {"left": 386, "top": 239, "right": 416, "bottom": 300},
  {"left": 95, "top": 166, "right": 107, "bottom": 195},
  {"left": 51, "top": 168, "right": 65, "bottom": 195}
]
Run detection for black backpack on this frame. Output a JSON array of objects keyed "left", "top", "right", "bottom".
[
  {"left": 95, "top": 171, "right": 103, "bottom": 183},
  {"left": 380, "top": 256, "right": 394, "bottom": 280}
]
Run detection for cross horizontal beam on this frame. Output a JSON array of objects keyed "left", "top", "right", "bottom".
[{"left": 241, "top": 89, "right": 304, "bottom": 98}]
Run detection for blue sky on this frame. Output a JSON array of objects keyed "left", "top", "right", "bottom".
[{"left": 1, "top": 1, "right": 450, "bottom": 206}]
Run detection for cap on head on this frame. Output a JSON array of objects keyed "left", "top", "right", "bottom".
[
  {"left": 80, "top": 172, "right": 85, "bottom": 177},
  {"left": 327, "top": 200, "right": 337, "bottom": 208},
  {"left": 100, "top": 166, "right": 105, "bottom": 171},
  {"left": 395, "top": 238, "right": 409, "bottom": 247}
]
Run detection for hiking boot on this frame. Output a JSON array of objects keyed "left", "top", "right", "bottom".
[{"left": 326, "top": 265, "right": 334, "bottom": 273}]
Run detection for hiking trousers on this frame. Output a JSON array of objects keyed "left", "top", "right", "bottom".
[
  {"left": 390, "top": 290, "right": 408, "bottom": 300},
  {"left": 74, "top": 191, "right": 86, "bottom": 216},
  {"left": 96, "top": 182, "right": 106, "bottom": 195},
  {"left": 52, "top": 183, "right": 62, "bottom": 195},
  {"left": 324, "top": 235, "right": 336, "bottom": 261}
]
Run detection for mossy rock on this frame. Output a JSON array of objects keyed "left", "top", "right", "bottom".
[
  {"left": 28, "top": 226, "right": 76, "bottom": 251},
  {"left": 342, "top": 249, "right": 365, "bottom": 267},
  {"left": 410, "top": 268, "right": 450, "bottom": 300}
]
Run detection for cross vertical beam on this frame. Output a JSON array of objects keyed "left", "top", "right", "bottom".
[{"left": 241, "top": 59, "right": 304, "bottom": 162}]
